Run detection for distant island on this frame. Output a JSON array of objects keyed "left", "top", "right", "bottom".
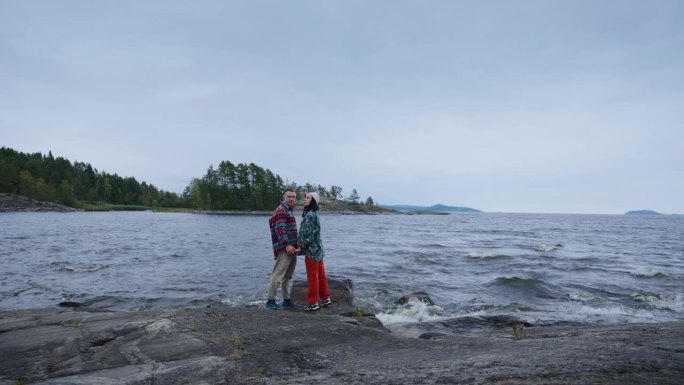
[
  {"left": 381, "top": 204, "right": 481, "bottom": 213},
  {"left": 625, "top": 210, "right": 662, "bottom": 216}
]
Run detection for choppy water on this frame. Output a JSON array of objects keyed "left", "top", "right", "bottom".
[{"left": 1, "top": 211, "right": 683, "bottom": 326}]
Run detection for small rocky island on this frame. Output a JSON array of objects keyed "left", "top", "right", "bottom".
[
  {"left": 625, "top": 210, "right": 662, "bottom": 216},
  {"left": 1, "top": 277, "right": 682, "bottom": 384}
]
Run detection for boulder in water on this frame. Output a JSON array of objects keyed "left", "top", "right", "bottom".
[
  {"left": 290, "top": 275, "right": 355, "bottom": 313},
  {"left": 394, "top": 291, "right": 436, "bottom": 306}
]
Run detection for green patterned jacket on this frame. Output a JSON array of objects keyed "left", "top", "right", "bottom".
[{"left": 298, "top": 210, "right": 325, "bottom": 261}]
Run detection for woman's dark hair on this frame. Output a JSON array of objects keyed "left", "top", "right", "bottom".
[{"left": 303, "top": 196, "right": 319, "bottom": 215}]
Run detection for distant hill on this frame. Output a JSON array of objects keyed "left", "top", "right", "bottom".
[
  {"left": 381, "top": 204, "right": 481, "bottom": 213},
  {"left": 625, "top": 210, "right": 662, "bottom": 216}
]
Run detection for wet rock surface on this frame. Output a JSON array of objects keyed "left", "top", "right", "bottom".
[
  {"left": 290, "top": 275, "right": 355, "bottom": 312},
  {"left": 394, "top": 291, "right": 436, "bottom": 306},
  {"left": 1, "top": 302, "right": 682, "bottom": 385}
]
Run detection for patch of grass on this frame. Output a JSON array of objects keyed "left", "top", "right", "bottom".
[
  {"left": 229, "top": 338, "right": 245, "bottom": 360},
  {"left": 511, "top": 323, "right": 526, "bottom": 340},
  {"left": 351, "top": 307, "right": 364, "bottom": 318},
  {"left": 317, "top": 198, "right": 397, "bottom": 214},
  {"left": 405, "top": 210, "right": 450, "bottom": 215},
  {"left": 82, "top": 202, "right": 150, "bottom": 211},
  {"left": 152, "top": 207, "right": 195, "bottom": 213}
]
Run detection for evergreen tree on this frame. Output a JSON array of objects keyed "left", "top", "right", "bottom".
[
  {"left": 0, "top": 147, "right": 184, "bottom": 208},
  {"left": 1, "top": 147, "right": 372, "bottom": 212},
  {"left": 348, "top": 188, "right": 360, "bottom": 204},
  {"left": 189, "top": 161, "right": 286, "bottom": 211},
  {"left": 330, "top": 185, "right": 343, "bottom": 200}
]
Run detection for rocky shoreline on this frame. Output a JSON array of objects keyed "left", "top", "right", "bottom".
[
  {"left": 0, "top": 194, "right": 442, "bottom": 215},
  {"left": 1, "top": 307, "right": 682, "bottom": 385},
  {"left": 1, "top": 278, "right": 682, "bottom": 384},
  {"left": 0, "top": 193, "right": 76, "bottom": 213},
  {"left": 0, "top": 194, "right": 391, "bottom": 215}
]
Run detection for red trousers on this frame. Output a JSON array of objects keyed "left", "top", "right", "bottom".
[{"left": 305, "top": 257, "right": 330, "bottom": 305}]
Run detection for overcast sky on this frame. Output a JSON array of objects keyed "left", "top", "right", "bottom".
[{"left": 2, "top": 1, "right": 683, "bottom": 214}]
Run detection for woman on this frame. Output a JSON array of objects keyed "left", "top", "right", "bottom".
[{"left": 298, "top": 192, "right": 332, "bottom": 311}]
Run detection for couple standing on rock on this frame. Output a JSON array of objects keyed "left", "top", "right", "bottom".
[{"left": 266, "top": 189, "right": 332, "bottom": 311}]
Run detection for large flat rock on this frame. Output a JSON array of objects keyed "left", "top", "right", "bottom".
[
  {"left": 1, "top": 305, "right": 682, "bottom": 384},
  {"left": 0, "top": 193, "right": 77, "bottom": 212}
]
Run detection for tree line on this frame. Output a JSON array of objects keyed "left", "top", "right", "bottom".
[
  {"left": 1, "top": 147, "right": 375, "bottom": 210},
  {"left": 185, "top": 161, "right": 286, "bottom": 211},
  {"left": 185, "top": 161, "right": 374, "bottom": 210},
  {"left": 0, "top": 147, "right": 184, "bottom": 208}
]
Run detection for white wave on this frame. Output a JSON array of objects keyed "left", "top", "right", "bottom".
[
  {"left": 551, "top": 301, "right": 674, "bottom": 324},
  {"left": 662, "top": 293, "right": 684, "bottom": 313},
  {"left": 467, "top": 252, "right": 505, "bottom": 259},
  {"left": 63, "top": 264, "right": 105, "bottom": 273},
  {"left": 534, "top": 244, "right": 562, "bottom": 252},
  {"left": 630, "top": 267, "right": 669, "bottom": 278},
  {"left": 220, "top": 296, "right": 255, "bottom": 307},
  {"left": 568, "top": 291, "right": 598, "bottom": 302},
  {"left": 633, "top": 292, "right": 684, "bottom": 312},
  {"left": 375, "top": 298, "right": 445, "bottom": 325}
]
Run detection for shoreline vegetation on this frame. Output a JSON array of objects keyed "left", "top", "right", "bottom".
[
  {"left": 3, "top": 147, "right": 679, "bottom": 216},
  {"left": 1, "top": 277, "right": 682, "bottom": 384},
  {"left": 0, "top": 193, "right": 456, "bottom": 215},
  {"left": 1, "top": 147, "right": 406, "bottom": 214},
  {"left": 1, "top": 147, "right": 484, "bottom": 216}
]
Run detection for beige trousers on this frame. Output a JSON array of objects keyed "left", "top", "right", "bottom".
[{"left": 266, "top": 251, "right": 297, "bottom": 301}]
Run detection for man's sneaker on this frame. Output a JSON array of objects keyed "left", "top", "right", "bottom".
[
  {"left": 265, "top": 300, "right": 280, "bottom": 310},
  {"left": 303, "top": 303, "right": 320, "bottom": 311},
  {"left": 281, "top": 299, "right": 299, "bottom": 309},
  {"left": 321, "top": 298, "right": 333, "bottom": 307}
]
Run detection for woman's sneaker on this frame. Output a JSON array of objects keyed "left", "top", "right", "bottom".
[
  {"left": 303, "top": 303, "right": 320, "bottom": 311},
  {"left": 321, "top": 298, "right": 333, "bottom": 307}
]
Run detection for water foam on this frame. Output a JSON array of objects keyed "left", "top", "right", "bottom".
[
  {"left": 568, "top": 291, "right": 598, "bottom": 302},
  {"left": 552, "top": 300, "right": 674, "bottom": 323},
  {"left": 374, "top": 298, "right": 445, "bottom": 325},
  {"left": 62, "top": 263, "right": 106, "bottom": 273},
  {"left": 467, "top": 252, "right": 507, "bottom": 260},
  {"left": 534, "top": 243, "right": 563, "bottom": 253},
  {"left": 633, "top": 292, "right": 684, "bottom": 312},
  {"left": 630, "top": 267, "right": 669, "bottom": 278},
  {"left": 220, "top": 295, "right": 255, "bottom": 307}
]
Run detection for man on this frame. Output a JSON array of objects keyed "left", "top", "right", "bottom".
[{"left": 266, "top": 189, "right": 300, "bottom": 309}]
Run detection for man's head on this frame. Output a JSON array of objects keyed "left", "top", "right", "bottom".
[{"left": 282, "top": 190, "right": 297, "bottom": 208}]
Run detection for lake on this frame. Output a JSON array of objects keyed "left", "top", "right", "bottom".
[{"left": 1, "top": 211, "right": 682, "bottom": 326}]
